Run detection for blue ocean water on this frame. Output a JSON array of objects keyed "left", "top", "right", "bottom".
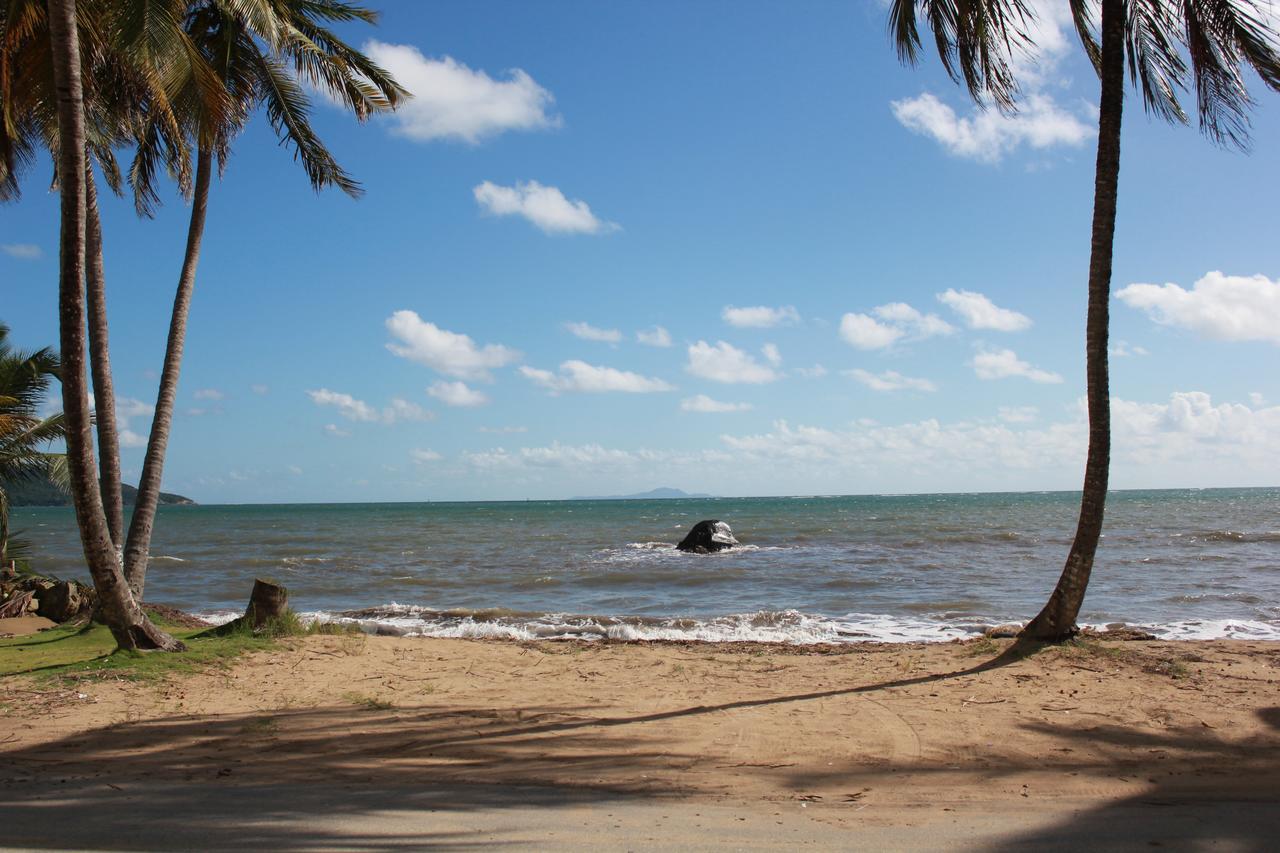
[{"left": 12, "top": 488, "right": 1280, "bottom": 642}]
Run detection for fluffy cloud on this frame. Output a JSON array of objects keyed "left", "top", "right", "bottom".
[
  {"left": 891, "top": 92, "right": 1092, "bottom": 163},
  {"left": 1117, "top": 271, "right": 1280, "bottom": 344},
  {"left": 362, "top": 43, "right": 559, "bottom": 143},
  {"left": 307, "top": 389, "right": 434, "bottom": 424},
  {"left": 324, "top": 423, "right": 351, "bottom": 438},
  {"left": 250, "top": 384, "right": 269, "bottom": 395},
  {"left": 761, "top": 343, "right": 782, "bottom": 367},
  {"left": 686, "top": 341, "right": 780, "bottom": 384},
  {"left": 566, "top": 321, "right": 622, "bottom": 343},
  {"left": 681, "top": 394, "right": 752, "bottom": 413},
  {"left": 410, "top": 448, "right": 443, "bottom": 463},
  {"left": 972, "top": 349, "right": 1063, "bottom": 383},
  {"left": 937, "top": 289, "right": 1031, "bottom": 331},
  {"left": 1110, "top": 340, "right": 1150, "bottom": 357},
  {"left": 1, "top": 243, "right": 41, "bottom": 260},
  {"left": 721, "top": 305, "right": 800, "bottom": 328},
  {"left": 794, "top": 364, "right": 828, "bottom": 378},
  {"left": 193, "top": 388, "right": 225, "bottom": 401},
  {"left": 839, "top": 302, "right": 952, "bottom": 350},
  {"left": 474, "top": 181, "right": 617, "bottom": 235},
  {"left": 520, "top": 361, "right": 673, "bottom": 393},
  {"left": 845, "top": 368, "right": 937, "bottom": 392},
  {"left": 109, "top": 397, "right": 154, "bottom": 448},
  {"left": 428, "top": 380, "right": 489, "bottom": 407},
  {"left": 385, "top": 310, "right": 520, "bottom": 380},
  {"left": 636, "top": 326, "right": 672, "bottom": 347}
]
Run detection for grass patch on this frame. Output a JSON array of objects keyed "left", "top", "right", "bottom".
[
  {"left": 342, "top": 692, "right": 394, "bottom": 711},
  {"left": 0, "top": 609, "right": 323, "bottom": 683},
  {"left": 1145, "top": 657, "right": 1190, "bottom": 679},
  {"left": 964, "top": 637, "right": 1000, "bottom": 657}
]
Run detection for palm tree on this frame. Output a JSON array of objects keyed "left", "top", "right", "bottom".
[
  {"left": 44, "top": 0, "right": 184, "bottom": 650},
  {"left": 889, "top": 0, "right": 1280, "bottom": 640},
  {"left": 0, "top": 324, "right": 68, "bottom": 563},
  {"left": 120, "top": 0, "right": 406, "bottom": 599}
]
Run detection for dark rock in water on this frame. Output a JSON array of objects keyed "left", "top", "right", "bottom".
[{"left": 677, "top": 520, "right": 739, "bottom": 554}]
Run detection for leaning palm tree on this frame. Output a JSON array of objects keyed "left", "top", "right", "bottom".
[
  {"left": 0, "top": 323, "right": 68, "bottom": 563},
  {"left": 890, "top": 0, "right": 1280, "bottom": 640},
  {"left": 120, "top": 0, "right": 406, "bottom": 599},
  {"left": 44, "top": 0, "right": 185, "bottom": 649}
]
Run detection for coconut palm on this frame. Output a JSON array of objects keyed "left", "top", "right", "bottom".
[
  {"left": 0, "top": 323, "right": 68, "bottom": 563},
  {"left": 44, "top": 0, "right": 186, "bottom": 649},
  {"left": 119, "top": 0, "right": 406, "bottom": 599},
  {"left": 890, "top": 0, "right": 1280, "bottom": 639}
]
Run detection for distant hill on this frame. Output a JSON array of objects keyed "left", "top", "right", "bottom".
[
  {"left": 572, "top": 487, "right": 715, "bottom": 501},
  {"left": 4, "top": 479, "right": 196, "bottom": 507}
]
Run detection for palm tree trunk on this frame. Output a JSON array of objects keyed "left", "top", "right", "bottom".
[
  {"left": 45, "top": 0, "right": 181, "bottom": 651},
  {"left": 0, "top": 488, "right": 9, "bottom": 563},
  {"left": 1021, "top": 0, "right": 1124, "bottom": 641},
  {"left": 122, "top": 146, "right": 212, "bottom": 600},
  {"left": 85, "top": 166, "right": 124, "bottom": 549}
]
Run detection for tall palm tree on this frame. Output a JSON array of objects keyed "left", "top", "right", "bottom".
[
  {"left": 890, "top": 0, "right": 1280, "bottom": 640},
  {"left": 0, "top": 323, "right": 67, "bottom": 563},
  {"left": 120, "top": 0, "right": 406, "bottom": 599},
  {"left": 44, "top": 0, "right": 184, "bottom": 650}
]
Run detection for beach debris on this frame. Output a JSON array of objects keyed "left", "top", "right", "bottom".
[
  {"left": 983, "top": 623, "right": 1024, "bottom": 639},
  {"left": 676, "top": 520, "right": 739, "bottom": 554}
]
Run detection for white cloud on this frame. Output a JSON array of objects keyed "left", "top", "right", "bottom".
[
  {"left": 891, "top": 92, "right": 1092, "bottom": 163},
  {"left": 479, "top": 425, "right": 528, "bottom": 434},
  {"left": 972, "top": 349, "right": 1063, "bottom": 383},
  {"left": 473, "top": 181, "right": 617, "bottom": 235},
  {"left": 1, "top": 243, "right": 41, "bottom": 260},
  {"left": 385, "top": 310, "right": 521, "bottom": 380},
  {"left": 999, "top": 405, "right": 1040, "bottom": 423},
  {"left": 362, "top": 42, "right": 559, "bottom": 143},
  {"left": 251, "top": 384, "right": 269, "bottom": 395},
  {"left": 686, "top": 340, "right": 780, "bottom": 384},
  {"left": 307, "top": 388, "right": 381, "bottom": 422},
  {"left": 288, "top": 465, "right": 303, "bottom": 475},
  {"left": 839, "top": 302, "right": 951, "bottom": 350},
  {"left": 1110, "top": 340, "right": 1150, "bottom": 357},
  {"left": 1250, "top": 392, "right": 1266, "bottom": 407},
  {"left": 119, "top": 430, "right": 147, "bottom": 448},
  {"left": 193, "top": 388, "right": 225, "bottom": 401},
  {"left": 324, "top": 423, "right": 351, "bottom": 438},
  {"left": 566, "top": 321, "right": 622, "bottom": 343},
  {"left": 410, "top": 448, "right": 443, "bottom": 463},
  {"left": 636, "top": 326, "right": 672, "bottom": 347},
  {"left": 520, "top": 360, "right": 674, "bottom": 394},
  {"left": 937, "top": 289, "right": 1032, "bottom": 331},
  {"left": 845, "top": 368, "right": 937, "bottom": 392},
  {"left": 307, "top": 389, "right": 434, "bottom": 424},
  {"left": 721, "top": 305, "right": 800, "bottom": 328},
  {"left": 794, "top": 364, "right": 828, "bottom": 378},
  {"left": 761, "top": 343, "right": 782, "bottom": 367},
  {"left": 1116, "top": 271, "right": 1280, "bottom": 344},
  {"left": 428, "top": 380, "right": 489, "bottom": 407},
  {"left": 681, "top": 394, "right": 752, "bottom": 413}
]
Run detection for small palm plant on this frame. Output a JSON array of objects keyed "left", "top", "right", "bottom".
[{"left": 0, "top": 323, "right": 68, "bottom": 564}]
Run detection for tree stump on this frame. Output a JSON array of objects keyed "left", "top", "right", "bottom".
[
  {"left": 243, "top": 579, "right": 288, "bottom": 629},
  {"left": 207, "top": 579, "right": 289, "bottom": 636}
]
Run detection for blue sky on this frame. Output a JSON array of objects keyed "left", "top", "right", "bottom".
[{"left": 3, "top": 0, "right": 1279, "bottom": 503}]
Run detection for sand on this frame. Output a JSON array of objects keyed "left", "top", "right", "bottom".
[
  {"left": 0, "top": 615, "right": 56, "bottom": 637},
  {"left": 2, "top": 634, "right": 1278, "bottom": 849}
]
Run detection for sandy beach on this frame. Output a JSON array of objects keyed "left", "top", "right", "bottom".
[{"left": 2, "top": 632, "right": 1278, "bottom": 849}]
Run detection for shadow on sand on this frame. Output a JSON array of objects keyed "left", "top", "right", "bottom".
[{"left": 2, "top": 642, "right": 1277, "bottom": 850}]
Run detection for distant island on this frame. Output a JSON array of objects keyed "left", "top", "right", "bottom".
[
  {"left": 572, "top": 487, "right": 716, "bottom": 501},
  {"left": 5, "top": 480, "right": 196, "bottom": 507}
]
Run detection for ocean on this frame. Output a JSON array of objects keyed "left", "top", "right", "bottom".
[{"left": 11, "top": 488, "right": 1280, "bottom": 643}]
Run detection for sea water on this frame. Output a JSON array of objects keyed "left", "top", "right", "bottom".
[{"left": 12, "top": 488, "right": 1280, "bottom": 642}]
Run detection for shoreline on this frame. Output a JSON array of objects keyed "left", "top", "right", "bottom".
[{"left": 3, "top": 633, "right": 1278, "bottom": 847}]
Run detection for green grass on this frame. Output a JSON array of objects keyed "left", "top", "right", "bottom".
[
  {"left": 342, "top": 691, "right": 394, "bottom": 710},
  {"left": 0, "top": 608, "right": 349, "bottom": 683}
]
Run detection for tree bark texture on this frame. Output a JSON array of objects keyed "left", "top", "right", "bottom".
[
  {"left": 46, "top": 0, "right": 181, "bottom": 651},
  {"left": 122, "top": 147, "right": 213, "bottom": 600},
  {"left": 85, "top": 167, "right": 124, "bottom": 550},
  {"left": 1021, "top": 0, "right": 1124, "bottom": 641}
]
